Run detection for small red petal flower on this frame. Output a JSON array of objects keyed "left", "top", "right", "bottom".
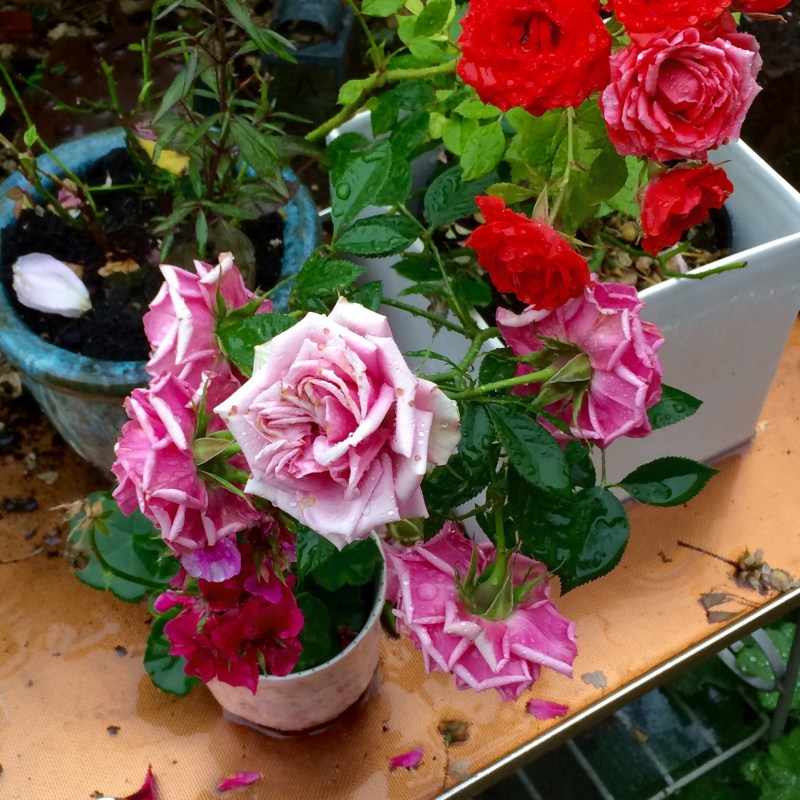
[
  {"left": 466, "top": 197, "right": 591, "bottom": 310},
  {"left": 640, "top": 164, "right": 734, "bottom": 255}
]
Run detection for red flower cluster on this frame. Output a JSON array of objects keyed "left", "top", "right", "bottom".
[
  {"left": 158, "top": 530, "right": 304, "bottom": 693},
  {"left": 466, "top": 197, "right": 591, "bottom": 310},
  {"left": 456, "top": 0, "right": 611, "bottom": 117},
  {"left": 640, "top": 164, "right": 734, "bottom": 254},
  {"left": 612, "top": 0, "right": 789, "bottom": 34}
]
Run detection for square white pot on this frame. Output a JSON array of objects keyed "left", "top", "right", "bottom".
[
  {"left": 603, "top": 141, "right": 800, "bottom": 481},
  {"left": 329, "top": 117, "right": 800, "bottom": 474}
]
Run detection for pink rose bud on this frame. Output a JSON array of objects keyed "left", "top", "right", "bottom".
[{"left": 12, "top": 252, "right": 92, "bottom": 318}]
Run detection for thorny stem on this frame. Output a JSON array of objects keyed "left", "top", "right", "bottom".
[
  {"left": 305, "top": 61, "right": 458, "bottom": 143},
  {"left": 549, "top": 107, "right": 575, "bottom": 225},
  {"left": 381, "top": 297, "right": 470, "bottom": 336},
  {"left": 446, "top": 366, "right": 558, "bottom": 401},
  {"left": 427, "top": 327, "right": 500, "bottom": 382},
  {"left": 345, "top": 0, "right": 383, "bottom": 70}
]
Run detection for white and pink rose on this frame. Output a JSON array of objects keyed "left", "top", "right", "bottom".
[{"left": 216, "top": 298, "right": 461, "bottom": 548}]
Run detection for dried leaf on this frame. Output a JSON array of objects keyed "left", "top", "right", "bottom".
[
  {"left": 735, "top": 549, "right": 800, "bottom": 595},
  {"left": 707, "top": 610, "right": 740, "bottom": 624},
  {"left": 99, "top": 258, "right": 140, "bottom": 277},
  {"left": 581, "top": 671, "right": 607, "bottom": 689},
  {"left": 634, "top": 728, "right": 649, "bottom": 744},
  {"left": 438, "top": 719, "right": 470, "bottom": 745},
  {"left": 699, "top": 592, "right": 729, "bottom": 610},
  {"left": 447, "top": 758, "right": 470, "bottom": 782}
]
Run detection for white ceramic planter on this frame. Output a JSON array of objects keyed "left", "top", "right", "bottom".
[
  {"left": 330, "top": 117, "right": 800, "bottom": 474},
  {"left": 206, "top": 552, "right": 387, "bottom": 733},
  {"left": 603, "top": 140, "right": 800, "bottom": 481}
]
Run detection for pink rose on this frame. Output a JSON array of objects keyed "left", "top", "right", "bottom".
[
  {"left": 497, "top": 281, "right": 664, "bottom": 448},
  {"left": 216, "top": 298, "right": 461, "bottom": 548},
  {"left": 144, "top": 253, "right": 271, "bottom": 398},
  {"left": 600, "top": 28, "right": 762, "bottom": 162},
  {"left": 112, "top": 372, "right": 261, "bottom": 581},
  {"left": 385, "top": 523, "right": 577, "bottom": 701}
]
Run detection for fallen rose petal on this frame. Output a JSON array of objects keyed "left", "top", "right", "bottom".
[
  {"left": 527, "top": 699, "right": 569, "bottom": 720},
  {"left": 12, "top": 252, "right": 92, "bottom": 318},
  {"left": 121, "top": 765, "right": 157, "bottom": 800},
  {"left": 217, "top": 772, "right": 261, "bottom": 792},
  {"left": 389, "top": 747, "right": 424, "bottom": 770}
]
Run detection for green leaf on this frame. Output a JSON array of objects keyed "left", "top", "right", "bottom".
[
  {"left": 559, "top": 488, "right": 629, "bottom": 593},
  {"left": 457, "top": 403, "right": 494, "bottom": 467},
  {"left": 330, "top": 140, "right": 410, "bottom": 231},
  {"left": 423, "top": 165, "right": 495, "bottom": 228},
  {"left": 144, "top": 610, "right": 199, "bottom": 696},
  {"left": 441, "top": 116, "right": 478, "bottom": 157},
  {"left": 23, "top": 125, "right": 38, "bottom": 148},
  {"left": 478, "top": 349, "right": 516, "bottom": 386},
  {"left": 619, "top": 457, "right": 717, "bottom": 507},
  {"left": 453, "top": 277, "right": 492, "bottom": 307},
  {"left": 512, "top": 481, "right": 630, "bottom": 593},
  {"left": 229, "top": 118, "right": 284, "bottom": 191},
  {"left": 454, "top": 99, "right": 501, "bottom": 120},
  {"left": 393, "top": 253, "right": 440, "bottom": 282},
  {"left": 348, "top": 280, "right": 383, "bottom": 311},
  {"left": 487, "top": 404, "right": 570, "bottom": 495},
  {"left": 461, "top": 121, "right": 505, "bottom": 181},
  {"left": 311, "top": 538, "right": 382, "bottom": 592},
  {"left": 362, "top": 0, "right": 404, "bottom": 15},
  {"left": 647, "top": 385, "right": 703, "bottom": 430},
  {"left": 295, "top": 526, "right": 337, "bottom": 581},
  {"left": 195, "top": 209, "right": 208, "bottom": 257},
  {"left": 291, "top": 252, "right": 366, "bottom": 309},
  {"left": 736, "top": 623, "right": 800, "bottom": 714},
  {"left": 423, "top": 449, "right": 497, "bottom": 513},
  {"left": 70, "top": 493, "right": 180, "bottom": 601},
  {"left": 338, "top": 77, "right": 372, "bottom": 106},
  {"left": 564, "top": 440, "right": 596, "bottom": 489},
  {"left": 486, "top": 182, "right": 537, "bottom": 204},
  {"left": 0, "top": 88, "right": 6, "bottom": 116},
  {"left": 335, "top": 214, "right": 420, "bottom": 257},
  {"left": 606, "top": 156, "right": 646, "bottom": 218},
  {"left": 745, "top": 725, "right": 800, "bottom": 800},
  {"left": 413, "top": 0, "right": 452, "bottom": 36},
  {"left": 216, "top": 312, "right": 294, "bottom": 377},
  {"left": 293, "top": 593, "right": 338, "bottom": 672}
]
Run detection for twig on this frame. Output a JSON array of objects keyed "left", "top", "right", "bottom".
[{"left": 0, "top": 546, "right": 44, "bottom": 564}]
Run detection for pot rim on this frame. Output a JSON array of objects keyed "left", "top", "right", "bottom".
[
  {"left": 0, "top": 127, "right": 320, "bottom": 396},
  {"left": 256, "top": 531, "right": 387, "bottom": 685}
]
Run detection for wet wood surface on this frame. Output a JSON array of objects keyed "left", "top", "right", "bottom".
[{"left": 1, "top": 322, "right": 799, "bottom": 800}]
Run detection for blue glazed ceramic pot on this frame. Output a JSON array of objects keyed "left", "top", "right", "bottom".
[{"left": 0, "top": 129, "right": 320, "bottom": 471}]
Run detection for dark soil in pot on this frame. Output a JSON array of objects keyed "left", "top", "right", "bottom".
[{"left": 1, "top": 147, "right": 286, "bottom": 362}]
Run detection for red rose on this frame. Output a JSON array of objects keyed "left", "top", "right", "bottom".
[
  {"left": 456, "top": 0, "right": 611, "bottom": 117},
  {"left": 600, "top": 28, "right": 762, "bottom": 163},
  {"left": 611, "top": 0, "right": 731, "bottom": 36},
  {"left": 640, "top": 164, "right": 734, "bottom": 255},
  {"left": 732, "top": 0, "right": 790, "bottom": 11},
  {"left": 466, "top": 196, "right": 591, "bottom": 310}
]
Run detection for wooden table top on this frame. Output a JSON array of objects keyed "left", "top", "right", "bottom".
[{"left": 1, "top": 321, "right": 799, "bottom": 800}]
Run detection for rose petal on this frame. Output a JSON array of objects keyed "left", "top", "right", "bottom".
[
  {"left": 216, "top": 771, "right": 261, "bottom": 792},
  {"left": 12, "top": 252, "right": 91, "bottom": 318},
  {"left": 527, "top": 699, "right": 569, "bottom": 720},
  {"left": 389, "top": 747, "right": 424, "bottom": 771}
]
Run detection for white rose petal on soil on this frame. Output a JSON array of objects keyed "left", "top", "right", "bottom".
[{"left": 12, "top": 252, "right": 92, "bottom": 318}]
